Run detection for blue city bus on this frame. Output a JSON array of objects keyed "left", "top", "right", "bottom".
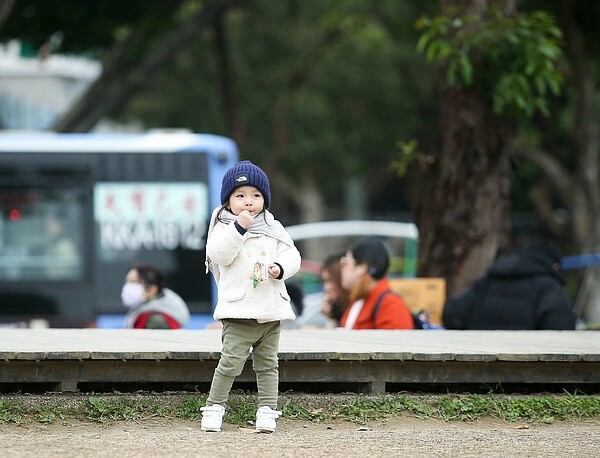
[{"left": 0, "top": 131, "right": 238, "bottom": 327}]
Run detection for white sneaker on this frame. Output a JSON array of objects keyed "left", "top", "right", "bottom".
[
  {"left": 255, "top": 406, "right": 282, "bottom": 432},
  {"left": 200, "top": 404, "right": 225, "bottom": 432}
]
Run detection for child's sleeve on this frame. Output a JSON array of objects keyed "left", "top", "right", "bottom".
[
  {"left": 273, "top": 241, "right": 301, "bottom": 281},
  {"left": 206, "top": 222, "right": 245, "bottom": 267}
]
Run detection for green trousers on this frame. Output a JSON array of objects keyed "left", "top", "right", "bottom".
[{"left": 207, "top": 319, "right": 281, "bottom": 409}]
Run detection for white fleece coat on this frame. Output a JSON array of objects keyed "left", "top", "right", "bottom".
[{"left": 206, "top": 215, "right": 301, "bottom": 323}]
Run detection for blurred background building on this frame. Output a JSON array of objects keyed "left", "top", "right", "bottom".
[{"left": 0, "top": 40, "right": 100, "bottom": 130}]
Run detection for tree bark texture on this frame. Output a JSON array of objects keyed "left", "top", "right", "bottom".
[
  {"left": 416, "top": 84, "right": 513, "bottom": 296},
  {"left": 415, "top": 0, "right": 515, "bottom": 296},
  {"left": 0, "top": 0, "right": 16, "bottom": 31}
]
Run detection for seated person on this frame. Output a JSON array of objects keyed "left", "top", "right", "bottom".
[
  {"left": 442, "top": 241, "right": 576, "bottom": 330},
  {"left": 339, "top": 239, "right": 414, "bottom": 330},
  {"left": 296, "top": 252, "right": 351, "bottom": 329},
  {"left": 121, "top": 263, "right": 190, "bottom": 329}
]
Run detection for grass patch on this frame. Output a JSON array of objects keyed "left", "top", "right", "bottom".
[
  {"left": 1, "top": 392, "right": 599, "bottom": 426},
  {"left": 34, "top": 405, "right": 67, "bottom": 424},
  {"left": 437, "top": 394, "right": 492, "bottom": 421},
  {"left": 493, "top": 393, "right": 600, "bottom": 423},
  {"left": 86, "top": 396, "right": 170, "bottom": 422},
  {"left": 0, "top": 400, "right": 25, "bottom": 424}
]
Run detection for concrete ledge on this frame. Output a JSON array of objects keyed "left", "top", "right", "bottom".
[{"left": 0, "top": 329, "right": 598, "bottom": 393}]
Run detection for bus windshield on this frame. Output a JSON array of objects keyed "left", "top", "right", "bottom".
[
  {"left": 0, "top": 188, "right": 83, "bottom": 281},
  {"left": 0, "top": 131, "right": 238, "bottom": 327}
]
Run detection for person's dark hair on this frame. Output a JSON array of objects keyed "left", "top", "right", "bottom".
[
  {"left": 134, "top": 263, "right": 166, "bottom": 292},
  {"left": 349, "top": 239, "right": 389, "bottom": 280},
  {"left": 322, "top": 251, "right": 351, "bottom": 321},
  {"left": 323, "top": 252, "right": 344, "bottom": 272}
]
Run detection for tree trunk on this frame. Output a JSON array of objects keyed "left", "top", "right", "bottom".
[
  {"left": 0, "top": 0, "right": 16, "bottom": 31},
  {"left": 416, "top": 84, "right": 514, "bottom": 295},
  {"left": 415, "top": 0, "right": 516, "bottom": 296}
]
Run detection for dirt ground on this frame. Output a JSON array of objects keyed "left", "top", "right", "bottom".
[{"left": 1, "top": 415, "right": 599, "bottom": 457}]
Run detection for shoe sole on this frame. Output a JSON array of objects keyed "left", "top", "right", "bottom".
[{"left": 201, "top": 427, "right": 221, "bottom": 432}]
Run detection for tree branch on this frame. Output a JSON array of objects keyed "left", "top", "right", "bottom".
[
  {"left": 515, "top": 146, "right": 572, "bottom": 196},
  {"left": 52, "top": 0, "right": 243, "bottom": 132},
  {"left": 0, "top": 0, "right": 15, "bottom": 31}
]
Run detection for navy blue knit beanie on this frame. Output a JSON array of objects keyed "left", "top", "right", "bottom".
[{"left": 220, "top": 160, "right": 271, "bottom": 208}]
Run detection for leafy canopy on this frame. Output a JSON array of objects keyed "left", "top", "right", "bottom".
[{"left": 416, "top": 8, "right": 564, "bottom": 118}]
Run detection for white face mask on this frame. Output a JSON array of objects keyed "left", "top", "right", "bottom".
[{"left": 121, "top": 282, "right": 145, "bottom": 308}]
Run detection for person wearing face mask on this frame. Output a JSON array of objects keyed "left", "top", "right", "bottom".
[{"left": 121, "top": 263, "right": 190, "bottom": 329}]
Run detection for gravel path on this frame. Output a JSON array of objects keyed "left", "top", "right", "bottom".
[{"left": 2, "top": 416, "right": 599, "bottom": 457}]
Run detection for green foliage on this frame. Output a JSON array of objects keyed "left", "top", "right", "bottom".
[
  {"left": 224, "top": 396, "right": 260, "bottom": 426},
  {"left": 34, "top": 406, "right": 66, "bottom": 424},
  {"left": 495, "top": 393, "right": 600, "bottom": 423},
  {"left": 2, "top": 393, "right": 600, "bottom": 426},
  {"left": 0, "top": 0, "right": 156, "bottom": 55},
  {"left": 280, "top": 394, "right": 600, "bottom": 424},
  {"left": 0, "top": 400, "right": 24, "bottom": 424},
  {"left": 282, "top": 396, "right": 434, "bottom": 423},
  {"left": 86, "top": 396, "right": 166, "bottom": 422},
  {"left": 391, "top": 139, "right": 420, "bottom": 177},
  {"left": 438, "top": 394, "right": 492, "bottom": 421},
  {"left": 335, "top": 398, "right": 390, "bottom": 423},
  {"left": 416, "top": 8, "right": 564, "bottom": 118},
  {"left": 280, "top": 400, "right": 316, "bottom": 420},
  {"left": 124, "top": 0, "right": 434, "bottom": 208},
  {"left": 175, "top": 395, "right": 207, "bottom": 421}
]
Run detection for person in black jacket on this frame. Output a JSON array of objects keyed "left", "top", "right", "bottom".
[{"left": 442, "top": 241, "right": 576, "bottom": 330}]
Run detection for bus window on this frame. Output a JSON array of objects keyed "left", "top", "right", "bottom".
[
  {"left": 0, "top": 189, "right": 84, "bottom": 281},
  {"left": 0, "top": 131, "right": 239, "bottom": 327},
  {"left": 93, "top": 181, "right": 211, "bottom": 313}
]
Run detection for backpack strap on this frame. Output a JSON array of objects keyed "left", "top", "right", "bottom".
[
  {"left": 370, "top": 290, "right": 394, "bottom": 327},
  {"left": 370, "top": 289, "right": 423, "bottom": 329}
]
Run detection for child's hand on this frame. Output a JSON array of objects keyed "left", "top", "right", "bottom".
[
  {"left": 268, "top": 263, "right": 281, "bottom": 279},
  {"left": 237, "top": 210, "right": 254, "bottom": 229}
]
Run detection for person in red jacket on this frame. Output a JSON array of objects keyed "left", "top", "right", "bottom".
[{"left": 339, "top": 239, "right": 414, "bottom": 330}]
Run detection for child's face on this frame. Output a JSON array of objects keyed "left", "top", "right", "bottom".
[{"left": 227, "top": 185, "right": 265, "bottom": 216}]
